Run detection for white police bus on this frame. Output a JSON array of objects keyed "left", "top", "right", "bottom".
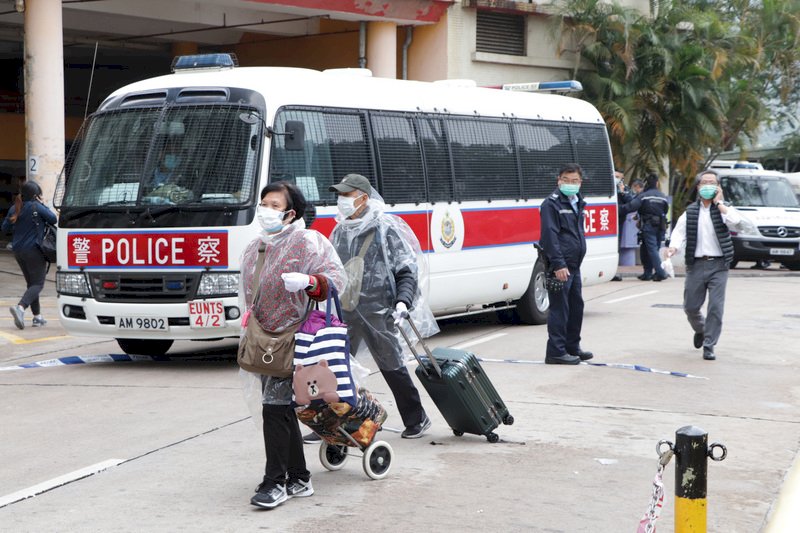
[{"left": 55, "top": 54, "right": 618, "bottom": 355}]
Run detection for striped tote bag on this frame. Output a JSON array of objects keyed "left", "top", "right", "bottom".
[{"left": 293, "top": 287, "right": 357, "bottom": 407}]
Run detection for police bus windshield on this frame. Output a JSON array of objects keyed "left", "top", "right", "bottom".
[{"left": 62, "top": 104, "right": 261, "bottom": 208}]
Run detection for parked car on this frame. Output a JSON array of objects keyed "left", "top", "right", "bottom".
[{"left": 713, "top": 168, "right": 800, "bottom": 270}]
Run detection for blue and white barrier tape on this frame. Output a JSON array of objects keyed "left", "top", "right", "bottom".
[
  {"left": 0, "top": 353, "right": 174, "bottom": 372},
  {"left": 477, "top": 357, "right": 708, "bottom": 380}
]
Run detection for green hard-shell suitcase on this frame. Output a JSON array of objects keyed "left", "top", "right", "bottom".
[{"left": 399, "top": 317, "right": 514, "bottom": 443}]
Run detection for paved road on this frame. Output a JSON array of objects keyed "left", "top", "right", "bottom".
[{"left": 1, "top": 252, "right": 799, "bottom": 532}]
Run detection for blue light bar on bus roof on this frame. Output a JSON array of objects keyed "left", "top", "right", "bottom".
[
  {"left": 171, "top": 53, "right": 238, "bottom": 72},
  {"left": 501, "top": 80, "right": 583, "bottom": 93}
]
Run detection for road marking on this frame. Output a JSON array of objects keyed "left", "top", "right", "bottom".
[
  {"left": 604, "top": 290, "right": 659, "bottom": 304},
  {"left": 0, "top": 331, "right": 72, "bottom": 344},
  {"left": 0, "top": 459, "right": 124, "bottom": 508},
  {"left": 451, "top": 332, "right": 507, "bottom": 350}
]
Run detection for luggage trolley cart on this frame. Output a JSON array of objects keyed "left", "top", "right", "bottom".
[
  {"left": 398, "top": 315, "right": 514, "bottom": 443},
  {"left": 296, "top": 388, "right": 394, "bottom": 480}
]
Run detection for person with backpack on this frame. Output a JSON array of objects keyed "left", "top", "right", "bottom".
[{"left": 2, "top": 181, "right": 57, "bottom": 329}]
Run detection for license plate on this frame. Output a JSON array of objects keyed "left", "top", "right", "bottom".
[
  {"left": 769, "top": 248, "right": 794, "bottom": 256},
  {"left": 116, "top": 317, "right": 169, "bottom": 331},
  {"left": 188, "top": 300, "right": 225, "bottom": 329}
]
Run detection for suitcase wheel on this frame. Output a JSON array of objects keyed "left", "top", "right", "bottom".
[
  {"left": 320, "top": 443, "right": 349, "bottom": 471},
  {"left": 363, "top": 440, "right": 393, "bottom": 480},
  {"left": 486, "top": 432, "right": 499, "bottom": 444},
  {"left": 503, "top": 414, "right": 515, "bottom": 426},
  {"left": 452, "top": 429, "right": 464, "bottom": 437}
]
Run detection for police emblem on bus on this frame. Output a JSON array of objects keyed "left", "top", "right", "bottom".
[{"left": 440, "top": 211, "right": 457, "bottom": 248}]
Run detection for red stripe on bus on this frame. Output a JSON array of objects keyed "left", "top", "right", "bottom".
[
  {"left": 462, "top": 208, "right": 539, "bottom": 248},
  {"left": 311, "top": 203, "right": 617, "bottom": 251}
]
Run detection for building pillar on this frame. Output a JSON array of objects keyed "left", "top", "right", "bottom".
[
  {"left": 23, "top": 0, "right": 64, "bottom": 208},
  {"left": 366, "top": 21, "right": 397, "bottom": 79}
]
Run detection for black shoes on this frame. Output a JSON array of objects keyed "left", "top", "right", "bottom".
[
  {"left": 251, "top": 482, "right": 288, "bottom": 509},
  {"left": 652, "top": 274, "right": 667, "bottom": 282},
  {"left": 401, "top": 415, "right": 432, "bottom": 439},
  {"left": 302, "top": 432, "right": 321, "bottom": 444},
  {"left": 286, "top": 479, "right": 314, "bottom": 498},
  {"left": 570, "top": 349, "right": 594, "bottom": 361},
  {"left": 611, "top": 275, "right": 623, "bottom": 282},
  {"left": 545, "top": 354, "right": 580, "bottom": 365},
  {"left": 637, "top": 274, "right": 653, "bottom": 281},
  {"left": 693, "top": 332, "right": 703, "bottom": 349},
  {"left": 703, "top": 350, "right": 716, "bottom": 361}
]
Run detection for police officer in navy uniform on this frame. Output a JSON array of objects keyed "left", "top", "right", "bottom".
[
  {"left": 540, "top": 163, "right": 593, "bottom": 365},
  {"left": 621, "top": 173, "right": 670, "bottom": 281}
]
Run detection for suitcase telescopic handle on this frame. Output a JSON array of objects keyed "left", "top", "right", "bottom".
[{"left": 397, "top": 313, "right": 443, "bottom": 379}]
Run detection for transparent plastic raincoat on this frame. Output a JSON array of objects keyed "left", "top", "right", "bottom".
[
  {"left": 239, "top": 220, "right": 346, "bottom": 407},
  {"left": 330, "top": 189, "right": 439, "bottom": 371}
]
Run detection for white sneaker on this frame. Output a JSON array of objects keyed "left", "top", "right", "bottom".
[{"left": 32, "top": 316, "right": 47, "bottom": 327}]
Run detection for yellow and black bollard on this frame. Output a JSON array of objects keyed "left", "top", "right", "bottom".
[{"left": 673, "top": 425, "right": 727, "bottom": 533}]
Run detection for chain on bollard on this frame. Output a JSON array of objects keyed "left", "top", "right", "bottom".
[{"left": 637, "top": 440, "right": 674, "bottom": 533}]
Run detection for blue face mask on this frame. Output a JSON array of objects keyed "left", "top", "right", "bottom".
[
  {"left": 163, "top": 154, "right": 180, "bottom": 170},
  {"left": 559, "top": 183, "right": 580, "bottom": 196}
]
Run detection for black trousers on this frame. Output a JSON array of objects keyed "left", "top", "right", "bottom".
[
  {"left": 14, "top": 248, "right": 47, "bottom": 315},
  {"left": 546, "top": 267, "right": 584, "bottom": 358},
  {"left": 261, "top": 404, "right": 309, "bottom": 486},
  {"left": 380, "top": 367, "right": 426, "bottom": 428}
]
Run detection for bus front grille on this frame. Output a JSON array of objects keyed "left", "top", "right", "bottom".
[{"left": 90, "top": 273, "right": 199, "bottom": 303}]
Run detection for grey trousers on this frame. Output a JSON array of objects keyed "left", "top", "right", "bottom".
[{"left": 683, "top": 258, "right": 729, "bottom": 353}]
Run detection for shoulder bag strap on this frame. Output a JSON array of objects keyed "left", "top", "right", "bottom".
[
  {"left": 357, "top": 230, "right": 375, "bottom": 259},
  {"left": 250, "top": 243, "right": 267, "bottom": 308}
]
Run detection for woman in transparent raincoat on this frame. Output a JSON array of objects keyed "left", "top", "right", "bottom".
[
  {"left": 239, "top": 182, "right": 345, "bottom": 509},
  {"left": 325, "top": 173, "right": 439, "bottom": 439}
]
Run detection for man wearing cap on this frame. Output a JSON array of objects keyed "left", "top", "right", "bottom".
[{"left": 304, "top": 173, "right": 437, "bottom": 441}]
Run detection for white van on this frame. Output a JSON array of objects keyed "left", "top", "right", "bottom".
[{"left": 712, "top": 167, "right": 800, "bottom": 270}]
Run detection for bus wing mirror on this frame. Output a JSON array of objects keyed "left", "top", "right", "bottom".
[{"left": 284, "top": 121, "right": 305, "bottom": 151}]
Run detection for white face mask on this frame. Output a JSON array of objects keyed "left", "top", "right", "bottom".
[
  {"left": 256, "top": 206, "right": 286, "bottom": 233},
  {"left": 337, "top": 195, "right": 362, "bottom": 218}
]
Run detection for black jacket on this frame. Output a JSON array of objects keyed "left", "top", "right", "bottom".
[
  {"left": 620, "top": 187, "right": 668, "bottom": 226},
  {"left": 540, "top": 189, "right": 587, "bottom": 271}
]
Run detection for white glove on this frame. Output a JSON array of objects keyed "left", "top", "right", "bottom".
[
  {"left": 392, "top": 302, "right": 408, "bottom": 325},
  {"left": 281, "top": 272, "right": 312, "bottom": 292}
]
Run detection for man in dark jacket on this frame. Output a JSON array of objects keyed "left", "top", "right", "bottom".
[
  {"left": 621, "top": 174, "right": 670, "bottom": 281},
  {"left": 539, "top": 163, "right": 593, "bottom": 365}
]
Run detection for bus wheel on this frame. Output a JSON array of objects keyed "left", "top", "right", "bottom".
[
  {"left": 116, "top": 339, "right": 174, "bottom": 356},
  {"left": 516, "top": 259, "right": 549, "bottom": 325}
]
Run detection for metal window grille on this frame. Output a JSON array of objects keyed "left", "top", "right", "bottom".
[
  {"left": 446, "top": 118, "right": 520, "bottom": 201},
  {"left": 60, "top": 104, "right": 261, "bottom": 208},
  {"left": 570, "top": 124, "right": 615, "bottom": 197},
  {"left": 271, "top": 108, "right": 374, "bottom": 204},
  {"left": 476, "top": 11, "right": 525, "bottom": 56},
  {"left": 371, "top": 113, "right": 426, "bottom": 204},
  {"left": 419, "top": 118, "right": 454, "bottom": 202},
  {"left": 515, "top": 121, "right": 574, "bottom": 198}
]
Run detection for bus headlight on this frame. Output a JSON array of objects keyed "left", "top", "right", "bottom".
[
  {"left": 196, "top": 272, "right": 239, "bottom": 297},
  {"left": 56, "top": 272, "right": 91, "bottom": 297}
]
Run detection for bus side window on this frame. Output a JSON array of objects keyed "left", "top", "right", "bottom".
[
  {"left": 446, "top": 118, "right": 519, "bottom": 201},
  {"left": 371, "top": 113, "right": 425, "bottom": 205},
  {"left": 570, "top": 124, "right": 615, "bottom": 197},
  {"left": 270, "top": 108, "right": 374, "bottom": 204},
  {"left": 515, "top": 121, "right": 572, "bottom": 198},
  {"left": 419, "top": 117, "right": 454, "bottom": 203}
]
